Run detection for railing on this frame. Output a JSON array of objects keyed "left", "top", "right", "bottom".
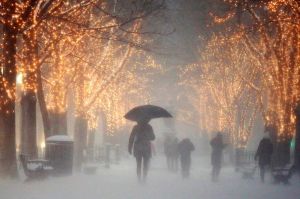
[
  {"left": 235, "top": 149, "right": 256, "bottom": 170},
  {"left": 86, "top": 143, "right": 121, "bottom": 168}
]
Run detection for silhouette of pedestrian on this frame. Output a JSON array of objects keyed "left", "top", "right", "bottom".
[
  {"left": 169, "top": 136, "right": 179, "bottom": 172},
  {"left": 164, "top": 135, "right": 179, "bottom": 172},
  {"left": 210, "top": 132, "right": 226, "bottom": 182},
  {"left": 128, "top": 119, "right": 155, "bottom": 183},
  {"left": 178, "top": 138, "right": 195, "bottom": 178},
  {"left": 255, "top": 134, "right": 273, "bottom": 183},
  {"left": 164, "top": 134, "right": 173, "bottom": 170}
]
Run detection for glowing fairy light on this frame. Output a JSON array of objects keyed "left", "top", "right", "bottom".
[
  {"left": 16, "top": 73, "right": 23, "bottom": 85},
  {"left": 0, "top": 0, "right": 164, "bottom": 137},
  {"left": 180, "top": 31, "right": 264, "bottom": 147},
  {"left": 196, "top": 0, "right": 300, "bottom": 142}
]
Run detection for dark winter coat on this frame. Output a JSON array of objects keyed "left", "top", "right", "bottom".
[
  {"left": 255, "top": 138, "right": 273, "bottom": 166},
  {"left": 178, "top": 139, "right": 195, "bottom": 161},
  {"left": 164, "top": 136, "right": 179, "bottom": 158},
  {"left": 210, "top": 136, "right": 226, "bottom": 167},
  {"left": 128, "top": 123, "right": 155, "bottom": 158},
  {"left": 164, "top": 136, "right": 173, "bottom": 157},
  {"left": 170, "top": 138, "right": 179, "bottom": 158}
]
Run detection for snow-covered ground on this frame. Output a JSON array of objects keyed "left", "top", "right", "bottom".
[{"left": 1, "top": 155, "right": 299, "bottom": 199}]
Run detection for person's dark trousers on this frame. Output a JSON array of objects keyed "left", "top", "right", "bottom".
[
  {"left": 181, "top": 156, "right": 191, "bottom": 178},
  {"left": 136, "top": 154, "right": 150, "bottom": 182},
  {"left": 136, "top": 155, "right": 142, "bottom": 181},
  {"left": 259, "top": 164, "right": 265, "bottom": 183},
  {"left": 212, "top": 164, "right": 221, "bottom": 182},
  {"left": 143, "top": 157, "right": 150, "bottom": 180}
]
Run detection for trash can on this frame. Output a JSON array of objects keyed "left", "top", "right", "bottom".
[{"left": 46, "top": 135, "right": 74, "bottom": 176}]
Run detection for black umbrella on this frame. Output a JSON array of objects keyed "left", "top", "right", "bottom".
[{"left": 124, "top": 105, "right": 172, "bottom": 122}]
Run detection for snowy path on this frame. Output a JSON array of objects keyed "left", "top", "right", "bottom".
[{"left": 1, "top": 156, "right": 300, "bottom": 199}]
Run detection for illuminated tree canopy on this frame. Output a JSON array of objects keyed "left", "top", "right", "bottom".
[
  {"left": 0, "top": 0, "right": 165, "bottom": 176},
  {"left": 180, "top": 0, "right": 300, "bottom": 147}
]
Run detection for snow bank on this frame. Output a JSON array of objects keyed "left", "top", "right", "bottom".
[
  {"left": 46, "top": 135, "right": 73, "bottom": 142},
  {"left": 1, "top": 156, "right": 300, "bottom": 199}
]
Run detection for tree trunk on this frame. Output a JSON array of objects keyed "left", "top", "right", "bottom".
[
  {"left": 20, "top": 91, "right": 38, "bottom": 158},
  {"left": 48, "top": 111, "right": 67, "bottom": 136},
  {"left": 0, "top": 112, "right": 7, "bottom": 175},
  {"left": 87, "top": 129, "right": 96, "bottom": 162},
  {"left": 294, "top": 104, "right": 300, "bottom": 172},
  {"left": 265, "top": 124, "right": 278, "bottom": 167},
  {"left": 1, "top": 101, "right": 17, "bottom": 178},
  {"left": 74, "top": 116, "right": 87, "bottom": 171},
  {"left": 276, "top": 139, "right": 291, "bottom": 166},
  {"left": 37, "top": 65, "right": 51, "bottom": 139},
  {"left": 20, "top": 29, "right": 39, "bottom": 158},
  {"left": 0, "top": 2, "right": 18, "bottom": 177},
  {"left": 268, "top": 124, "right": 291, "bottom": 167}
]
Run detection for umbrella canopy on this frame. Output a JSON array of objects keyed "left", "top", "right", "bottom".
[{"left": 124, "top": 105, "right": 172, "bottom": 122}]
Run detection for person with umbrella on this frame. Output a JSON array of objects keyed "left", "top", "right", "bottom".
[
  {"left": 128, "top": 118, "right": 154, "bottom": 183},
  {"left": 126, "top": 105, "right": 172, "bottom": 183}
]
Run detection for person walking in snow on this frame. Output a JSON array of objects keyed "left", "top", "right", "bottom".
[
  {"left": 178, "top": 138, "right": 195, "bottom": 178},
  {"left": 164, "top": 134, "right": 179, "bottom": 171},
  {"left": 210, "top": 132, "right": 226, "bottom": 182},
  {"left": 164, "top": 134, "right": 173, "bottom": 170},
  {"left": 128, "top": 119, "right": 155, "bottom": 183},
  {"left": 255, "top": 134, "right": 273, "bottom": 183},
  {"left": 169, "top": 136, "right": 179, "bottom": 172}
]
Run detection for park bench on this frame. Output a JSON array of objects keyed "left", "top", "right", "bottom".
[
  {"left": 19, "top": 154, "right": 53, "bottom": 181},
  {"left": 271, "top": 165, "right": 295, "bottom": 185}
]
